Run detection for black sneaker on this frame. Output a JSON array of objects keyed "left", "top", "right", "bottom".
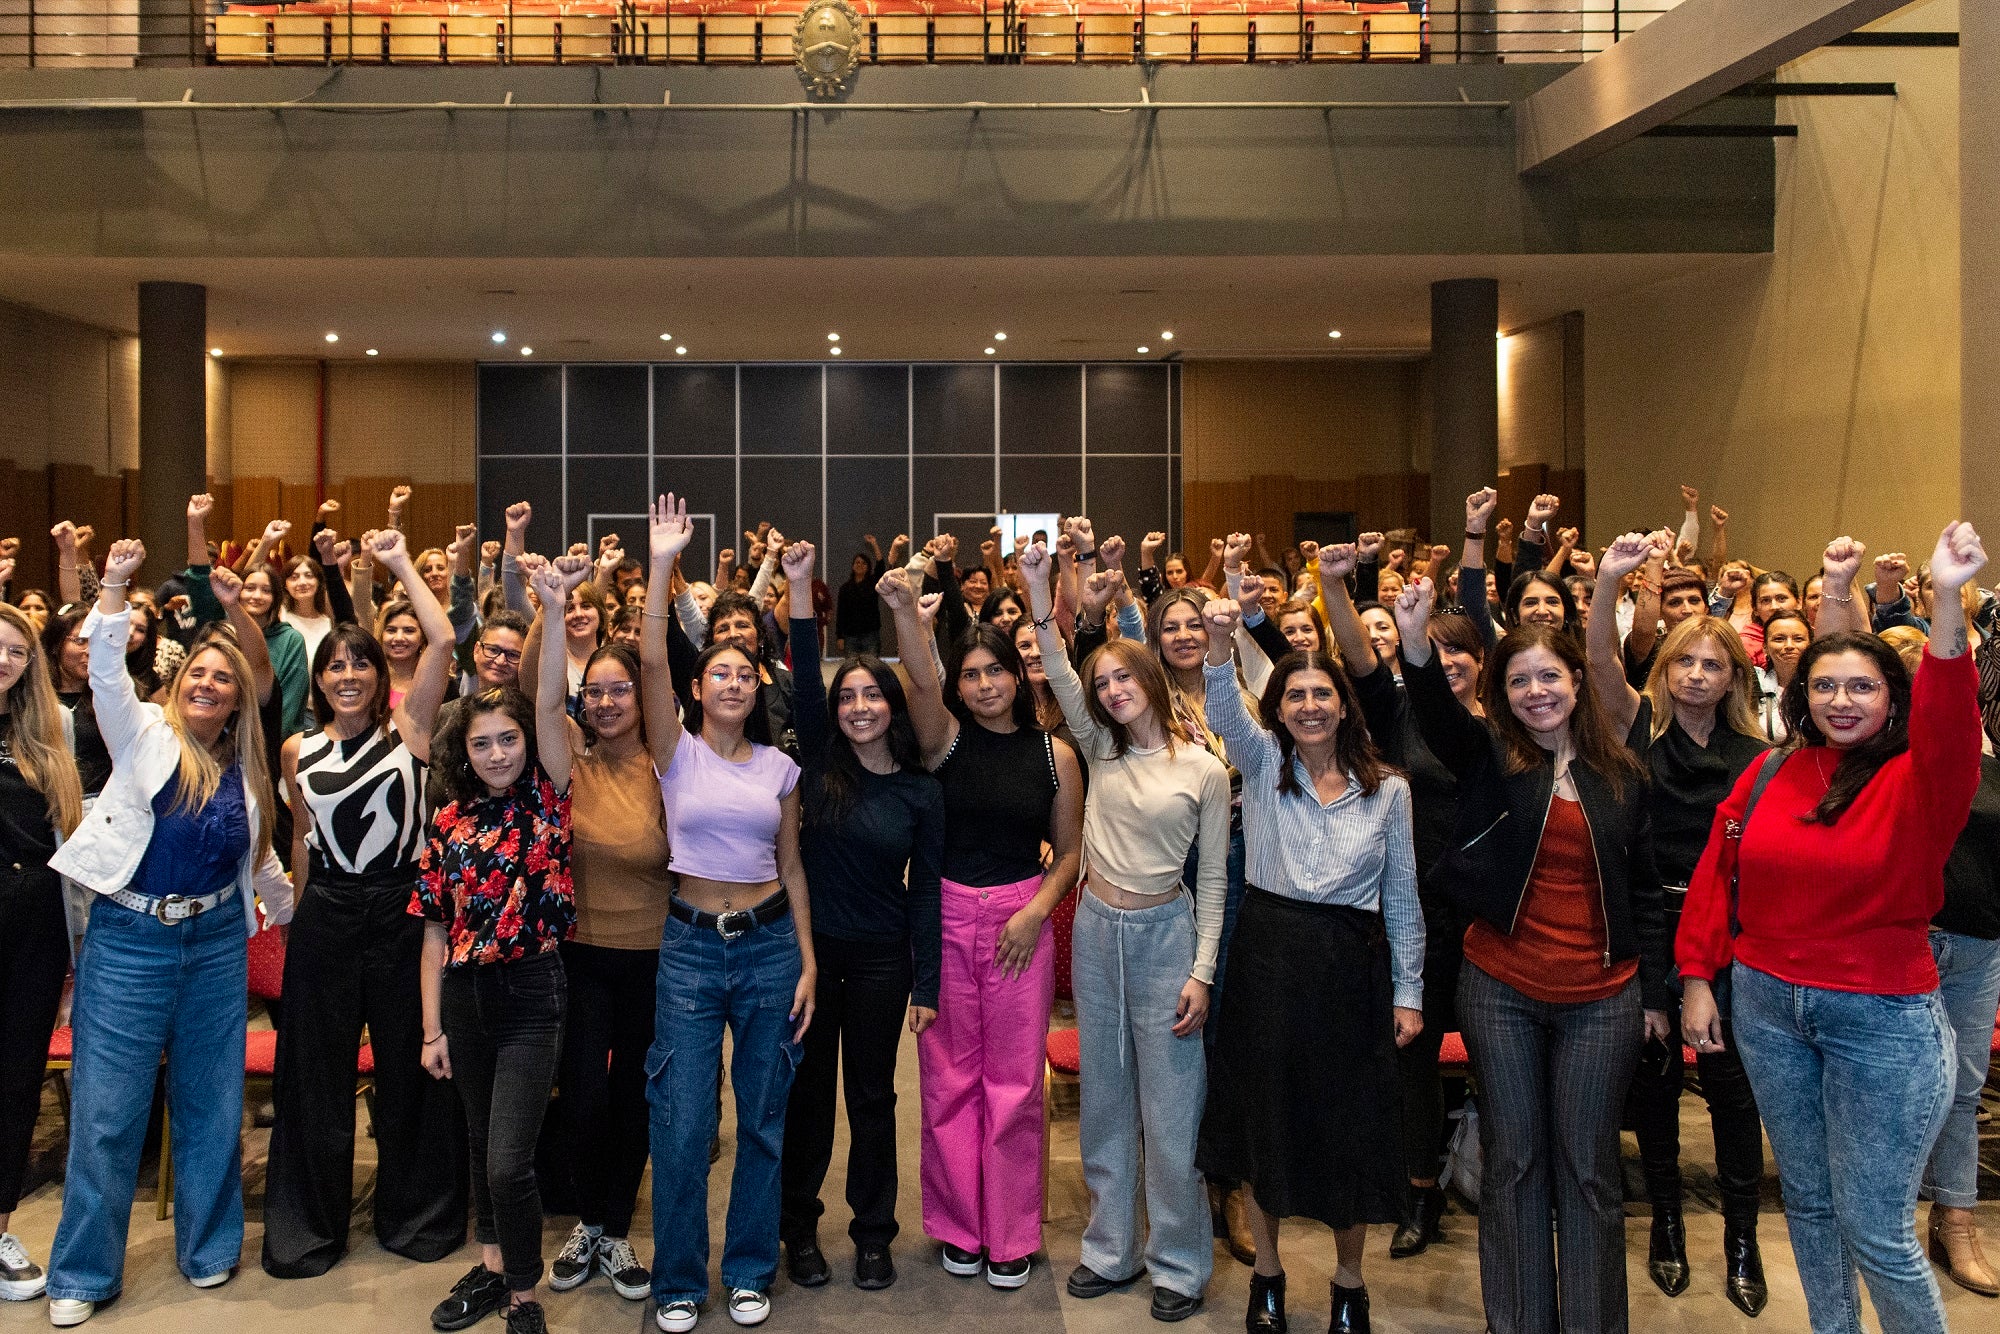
[
  {"left": 431, "top": 1265, "right": 508, "bottom": 1331},
  {"left": 1066, "top": 1264, "right": 1142, "bottom": 1299},
  {"left": 549, "top": 1223, "right": 598, "bottom": 1292},
  {"left": 597, "top": 1235, "right": 651, "bottom": 1301},
  {"left": 504, "top": 1301, "right": 548, "bottom": 1334},
  {"left": 785, "top": 1240, "right": 830, "bottom": 1288},
  {"left": 1149, "top": 1286, "right": 1202, "bottom": 1322},
  {"left": 986, "top": 1256, "right": 1031, "bottom": 1289},
  {"left": 853, "top": 1246, "right": 895, "bottom": 1290},
  {"left": 940, "top": 1243, "right": 982, "bottom": 1277}
]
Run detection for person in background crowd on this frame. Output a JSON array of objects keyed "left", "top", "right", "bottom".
[
  {"left": 0, "top": 601, "right": 83, "bottom": 1302},
  {"left": 46, "top": 538, "right": 293, "bottom": 1329},
  {"left": 1681, "top": 522, "right": 1987, "bottom": 1334},
  {"left": 835, "top": 544, "right": 886, "bottom": 657},
  {"left": 1758, "top": 610, "right": 1813, "bottom": 742}
]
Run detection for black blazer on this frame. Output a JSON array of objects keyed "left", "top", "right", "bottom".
[{"left": 1400, "top": 647, "right": 1671, "bottom": 1009}]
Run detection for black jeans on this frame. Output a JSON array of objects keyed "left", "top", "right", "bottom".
[
  {"left": 1395, "top": 895, "right": 1465, "bottom": 1182},
  {"left": 779, "top": 932, "right": 911, "bottom": 1249},
  {"left": 0, "top": 864, "right": 70, "bottom": 1213},
  {"left": 556, "top": 941, "right": 654, "bottom": 1238},
  {"left": 1628, "top": 1004, "right": 1764, "bottom": 1224},
  {"left": 263, "top": 870, "right": 469, "bottom": 1276},
  {"left": 443, "top": 950, "right": 567, "bottom": 1292}
]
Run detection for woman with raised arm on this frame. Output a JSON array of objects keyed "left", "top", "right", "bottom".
[
  {"left": 1010, "top": 620, "right": 1071, "bottom": 740},
  {"left": 44, "top": 539, "right": 293, "bottom": 1328},
  {"left": 1393, "top": 576, "right": 1669, "bottom": 1334},
  {"left": 0, "top": 600, "right": 82, "bottom": 1301},
  {"left": 528, "top": 551, "right": 670, "bottom": 1308},
  {"left": 188, "top": 517, "right": 309, "bottom": 740},
  {"left": 637, "top": 496, "right": 816, "bottom": 1334},
  {"left": 1319, "top": 538, "right": 1483, "bottom": 1264},
  {"left": 776, "top": 540, "right": 945, "bottom": 1293},
  {"left": 1194, "top": 594, "right": 1422, "bottom": 1334},
  {"left": 1588, "top": 531, "right": 1771, "bottom": 1315},
  {"left": 411, "top": 573, "right": 575, "bottom": 1334},
  {"left": 880, "top": 564, "right": 1083, "bottom": 1294},
  {"left": 261, "top": 528, "right": 469, "bottom": 1281},
  {"left": 1019, "top": 539, "right": 1229, "bottom": 1323},
  {"left": 1679, "top": 522, "right": 1989, "bottom": 1334},
  {"left": 280, "top": 554, "right": 335, "bottom": 667}
]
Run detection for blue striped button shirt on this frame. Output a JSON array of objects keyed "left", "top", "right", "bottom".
[{"left": 1203, "top": 661, "right": 1426, "bottom": 1009}]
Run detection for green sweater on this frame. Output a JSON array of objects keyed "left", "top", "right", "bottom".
[{"left": 182, "top": 564, "right": 310, "bottom": 739}]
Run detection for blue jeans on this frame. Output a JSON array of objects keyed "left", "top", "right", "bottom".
[
  {"left": 1923, "top": 930, "right": 2000, "bottom": 1209},
  {"left": 49, "top": 895, "right": 249, "bottom": 1302},
  {"left": 646, "top": 906, "right": 803, "bottom": 1304},
  {"left": 1731, "top": 962, "right": 1953, "bottom": 1334}
]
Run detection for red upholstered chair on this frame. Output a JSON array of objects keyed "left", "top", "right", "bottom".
[
  {"left": 1357, "top": 0, "right": 1421, "bottom": 60},
  {"left": 246, "top": 922, "right": 289, "bottom": 1004},
  {"left": 758, "top": 0, "right": 802, "bottom": 60},
  {"left": 1242, "top": 0, "right": 1299, "bottom": 61},
  {"left": 1193, "top": 0, "right": 1250, "bottom": 62},
  {"left": 1140, "top": 0, "right": 1192, "bottom": 61},
  {"left": 1018, "top": 0, "right": 1078, "bottom": 62},
  {"left": 387, "top": 1, "right": 450, "bottom": 61},
  {"left": 928, "top": 0, "right": 995, "bottom": 62},
  {"left": 700, "top": 0, "right": 762, "bottom": 63},
  {"left": 866, "top": 0, "right": 930, "bottom": 63},
  {"left": 273, "top": 3, "right": 338, "bottom": 63},
  {"left": 1078, "top": 0, "right": 1135, "bottom": 61},
  {"left": 1303, "top": 0, "right": 1360, "bottom": 60},
  {"left": 327, "top": 0, "right": 394, "bottom": 62},
  {"left": 1041, "top": 885, "right": 1082, "bottom": 1218},
  {"left": 559, "top": 3, "right": 620, "bottom": 61},
  {"left": 214, "top": 4, "right": 281, "bottom": 62}
]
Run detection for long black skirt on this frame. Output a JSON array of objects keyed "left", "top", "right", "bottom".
[{"left": 1195, "top": 886, "right": 1409, "bottom": 1230}]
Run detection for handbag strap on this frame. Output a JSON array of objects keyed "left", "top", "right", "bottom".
[{"left": 1726, "top": 749, "right": 1787, "bottom": 938}]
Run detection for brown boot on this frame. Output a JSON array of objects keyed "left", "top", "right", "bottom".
[
  {"left": 1222, "top": 1187, "right": 1257, "bottom": 1268},
  {"left": 1930, "top": 1201, "right": 2000, "bottom": 1297}
]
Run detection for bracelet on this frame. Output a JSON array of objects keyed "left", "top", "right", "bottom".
[
  {"left": 100, "top": 580, "right": 129, "bottom": 589},
  {"left": 1822, "top": 590, "right": 1855, "bottom": 605},
  {"left": 59, "top": 564, "right": 77, "bottom": 572},
  {"left": 1074, "top": 548, "right": 1097, "bottom": 563},
  {"left": 423, "top": 1033, "right": 445, "bottom": 1046},
  {"left": 1032, "top": 610, "right": 1055, "bottom": 629},
  {"left": 1464, "top": 530, "right": 1485, "bottom": 541}
]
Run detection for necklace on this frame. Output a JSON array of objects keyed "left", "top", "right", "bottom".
[{"left": 1814, "top": 749, "right": 1835, "bottom": 785}]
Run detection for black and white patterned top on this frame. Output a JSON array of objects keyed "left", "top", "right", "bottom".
[{"left": 297, "top": 721, "right": 426, "bottom": 876}]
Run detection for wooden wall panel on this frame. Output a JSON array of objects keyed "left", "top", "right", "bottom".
[{"left": 1, "top": 460, "right": 52, "bottom": 596}]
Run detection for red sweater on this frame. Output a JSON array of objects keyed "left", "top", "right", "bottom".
[{"left": 1677, "top": 649, "right": 1981, "bottom": 995}]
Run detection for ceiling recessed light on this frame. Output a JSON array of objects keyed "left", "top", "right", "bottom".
[
  {"left": 675, "top": 345, "right": 688, "bottom": 356},
  {"left": 827, "top": 332, "right": 840, "bottom": 343},
  {"left": 324, "top": 332, "right": 339, "bottom": 343},
  {"left": 994, "top": 331, "right": 1007, "bottom": 342},
  {"left": 660, "top": 332, "right": 673, "bottom": 342},
  {"left": 365, "top": 348, "right": 378, "bottom": 357},
  {"left": 208, "top": 347, "right": 222, "bottom": 358},
  {"left": 1160, "top": 330, "right": 1174, "bottom": 341},
  {"left": 830, "top": 346, "right": 843, "bottom": 356},
  {"left": 1328, "top": 330, "right": 1342, "bottom": 339},
  {"left": 1136, "top": 346, "right": 1149, "bottom": 355},
  {"left": 520, "top": 347, "right": 533, "bottom": 356},
  {"left": 984, "top": 347, "right": 996, "bottom": 356},
  {"left": 491, "top": 331, "right": 507, "bottom": 344}
]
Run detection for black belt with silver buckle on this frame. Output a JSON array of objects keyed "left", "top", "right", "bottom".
[{"left": 669, "top": 891, "right": 789, "bottom": 940}]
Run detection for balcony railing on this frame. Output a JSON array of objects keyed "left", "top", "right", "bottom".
[{"left": 0, "top": 0, "right": 1679, "bottom": 68}]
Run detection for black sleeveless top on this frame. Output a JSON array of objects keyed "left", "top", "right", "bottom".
[{"left": 934, "top": 720, "right": 1058, "bottom": 887}]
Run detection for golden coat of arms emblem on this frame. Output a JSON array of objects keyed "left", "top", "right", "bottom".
[{"left": 795, "top": 0, "right": 863, "bottom": 97}]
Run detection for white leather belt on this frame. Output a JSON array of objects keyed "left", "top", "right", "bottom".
[{"left": 108, "top": 888, "right": 231, "bottom": 924}]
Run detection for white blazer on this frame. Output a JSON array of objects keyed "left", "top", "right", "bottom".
[{"left": 47, "top": 607, "right": 293, "bottom": 935}]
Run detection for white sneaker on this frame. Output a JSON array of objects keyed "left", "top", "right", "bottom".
[
  {"left": 597, "top": 1235, "right": 651, "bottom": 1301},
  {"left": 725, "top": 1288, "right": 770, "bottom": 1327},
  {"left": 549, "top": 1222, "right": 598, "bottom": 1292},
  {"left": 655, "top": 1299, "right": 700, "bottom": 1332},
  {"left": 0, "top": 1234, "right": 45, "bottom": 1300},
  {"left": 47, "top": 1298, "right": 94, "bottom": 1327},
  {"left": 188, "top": 1270, "right": 231, "bottom": 1290}
]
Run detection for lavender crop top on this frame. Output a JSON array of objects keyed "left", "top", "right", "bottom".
[{"left": 659, "top": 733, "right": 802, "bottom": 883}]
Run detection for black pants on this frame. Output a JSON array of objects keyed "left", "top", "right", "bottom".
[
  {"left": 779, "top": 932, "right": 911, "bottom": 1249},
  {"left": 1395, "top": 897, "right": 1465, "bottom": 1183},
  {"left": 0, "top": 865, "right": 70, "bottom": 1213},
  {"left": 1628, "top": 1005, "right": 1764, "bottom": 1224},
  {"left": 443, "top": 950, "right": 567, "bottom": 1293},
  {"left": 261, "top": 872, "right": 469, "bottom": 1276},
  {"left": 556, "top": 940, "right": 654, "bottom": 1238}
]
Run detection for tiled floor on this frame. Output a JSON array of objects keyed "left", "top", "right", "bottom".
[{"left": 4, "top": 1021, "right": 1996, "bottom": 1333}]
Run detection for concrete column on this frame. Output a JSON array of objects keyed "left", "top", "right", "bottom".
[
  {"left": 1429, "top": 278, "right": 1500, "bottom": 553},
  {"left": 138, "top": 282, "right": 208, "bottom": 576},
  {"left": 1965, "top": 7, "right": 2000, "bottom": 540}
]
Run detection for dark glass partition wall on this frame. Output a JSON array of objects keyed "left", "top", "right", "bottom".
[{"left": 477, "top": 361, "right": 1182, "bottom": 585}]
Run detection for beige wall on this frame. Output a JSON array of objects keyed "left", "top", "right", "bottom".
[{"left": 1584, "top": 0, "right": 1961, "bottom": 577}]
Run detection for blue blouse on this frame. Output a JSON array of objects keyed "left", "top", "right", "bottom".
[{"left": 130, "top": 766, "right": 250, "bottom": 900}]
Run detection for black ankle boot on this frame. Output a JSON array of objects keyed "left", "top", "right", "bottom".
[
  {"left": 1245, "top": 1272, "right": 1286, "bottom": 1333},
  {"left": 1389, "top": 1185, "right": 1446, "bottom": 1259},
  {"left": 1648, "top": 1209, "right": 1690, "bottom": 1297},
  {"left": 1329, "top": 1282, "right": 1370, "bottom": 1334},
  {"left": 1724, "top": 1216, "right": 1768, "bottom": 1317}
]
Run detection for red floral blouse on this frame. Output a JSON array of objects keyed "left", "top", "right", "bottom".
[{"left": 411, "top": 762, "right": 575, "bottom": 968}]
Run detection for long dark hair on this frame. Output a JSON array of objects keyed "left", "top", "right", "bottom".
[
  {"left": 308, "top": 623, "right": 392, "bottom": 729},
  {"left": 430, "top": 686, "right": 537, "bottom": 807},
  {"left": 811, "top": 657, "right": 923, "bottom": 825},
  {"left": 945, "top": 623, "right": 1040, "bottom": 732},
  {"left": 692, "top": 640, "right": 776, "bottom": 748},
  {"left": 978, "top": 588, "right": 1027, "bottom": 627},
  {"left": 1503, "top": 569, "right": 1581, "bottom": 635},
  {"left": 1780, "top": 631, "right": 1912, "bottom": 825},
  {"left": 124, "top": 599, "right": 163, "bottom": 697},
  {"left": 1258, "top": 650, "right": 1392, "bottom": 799},
  {"left": 577, "top": 642, "right": 645, "bottom": 749},
  {"left": 1480, "top": 623, "right": 1641, "bottom": 800}
]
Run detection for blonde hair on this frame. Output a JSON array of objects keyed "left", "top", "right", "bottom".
[
  {"left": 1643, "top": 616, "right": 1765, "bottom": 745},
  {"left": 163, "top": 633, "right": 275, "bottom": 867},
  {"left": 1878, "top": 625, "right": 1929, "bottom": 673},
  {"left": 0, "top": 604, "right": 82, "bottom": 837}
]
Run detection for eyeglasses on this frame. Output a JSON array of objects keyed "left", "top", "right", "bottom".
[
  {"left": 705, "top": 668, "right": 757, "bottom": 686},
  {"left": 1807, "top": 676, "right": 1883, "bottom": 701},
  {"left": 0, "top": 645, "right": 27, "bottom": 665},
  {"left": 478, "top": 644, "right": 523, "bottom": 665},
  {"left": 580, "top": 682, "right": 636, "bottom": 704}
]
